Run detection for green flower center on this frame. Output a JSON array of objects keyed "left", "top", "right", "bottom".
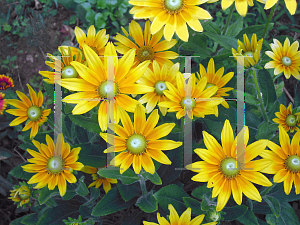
[
  {"left": 286, "top": 114, "right": 297, "bottom": 127},
  {"left": 98, "top": 81, "right": 119, "bottom": 99},
  {"left": 137, "top": 46, "right": 154, "bottom": 62},
  {"left": 243, "top": 51, "right": 254, "bottom": 58},
  {"left": 154, "top": 81, "right": 168, "bottom": 95},
  {"left": 285, "top": 155, "right": 300, "bottom": 173},
  {"left": 127, "top": 134, "right": 147, "bottom": 154},
  {"left": 281, "top": 56, "right": 292, "bottom": 66},
  {"left": 27, "top": 106, "right": 42, "bottom": 122},
  {"left": 220, "top": 157, "right": 240, "bottom": 179},
  {"left": 61, "top": 65, "right": 78, "bottom": 78},
  {"left": 18, "top": 187, "right": 31, "bottom": 200},
  {"left": 164, "top": 0, "right": 184, "bottom": 12},
  {"left": 180, "top": 97, "right": 196, "bottom": 110},
  {"left": 47, "top": 156, "right": 64, "bottom": 174}
]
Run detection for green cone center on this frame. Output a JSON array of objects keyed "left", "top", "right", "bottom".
[
  {"left": 220, "top": 157, "right": 240, "bottom": 178},
  {"left": 137, "top": 46, "right": 154, "bottom": 62},
  {"left": 127, "top": 134, "right": 147, "bottom": 154},
  {"left": 286, "top": 114, "right": 297, "bottom": 127},
  {"left": 27, "top": 106, "right": 42, "bottom": 122},
  {"left": 154, "top": 81, "right": 168, "bottom": 95},
  {"left": 243, "top": 51, "right": 254, "bottom": 58},
  {"left": 18, "top": 187, "right": 31, "bottom": 200},
  {"left": 281, "top": 56, "right": 292, "bottom": 66},
  {"left": 61, "top": 65, "right": 78, "bottom": 78},
  {"left": 47, "top": 156, "right": 64, "bottom": 174},
  {"left": 164, "top": 0, "right": 183, "bottom": 11},
  {"left": 180, "top": 97, "right": 196, "bottom": 110},
  {"left": 98, "top": 81, "right": 118, "bottom": 99},
  {"left": 285, "top": 155, "right": 300, "bottom": 173}
]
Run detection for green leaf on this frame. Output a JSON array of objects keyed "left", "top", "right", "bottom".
[
  {"left": 233, "top": 90, "right": 259, "bottom": 106},
  {"left": 294, "top": 81, "right": 300, "bottom": 106},
  {"left": 140, "top": 170, "right": 162, "bottom": 185},
  {"left": 255, "top": 122, "right": 278, "bottom": 140},
  {"left": 9, "top": 163, "right": 32, "bottom": 180},
  {"left": 266, "top": 202, "right": 300, "bottom": 225},
  {"left": 236, "top": 23, "right": 274, "bottom": 39},
  {"left": 183, "top": 197, "right": 205, "bottom": 215},
  {"left": 85, "top": 9, "right": 96, "bottom": 24},
  {"left": 38, "top": 186, "right": 59, "bottom": 205},
  {"left": 237, "top": 209, "right": 259, "bottom": 225},
  {"left": 263, "top": 196, "right": 281, "bottom": 218},
  {"left": 10, "top": 216, "right": 27, "bottom": 225},
  {"left": 269, "top": 186, "right": 300, "bottom": 202},
  {"left": 95, "top": 13, "right": 106, "bottom": 29},
  {"left": 202, "top": 20, "right": 221, "bottom": 34},
  {"left": 200, "top": 194, "right": 213, "bottom": 211},
  {"left": 21, "top": 213, "right": 39, "bottom": 225},
  {"left": 120, "top": 209, "right": 144, "bottom": 225},
  {"left": 75, "top": 177, "right": 89, "bottom": 196},
  {"left": 226, "top": 16, "right": 243, "bottom": 37},
  {"left": 223, "top": 205, "right": 248, "bottom": 221},
  {"left": 88, "top": 0, "right": 97, "bottom": 3},
  {"left": 74, "top": 0, "right": 87, "bottom": 3},
  {"left": 98, "top": 167, "right": 139, "bottom": 185},
  {"left": 83, "top": 187, "right": 100, "bottom": 206},
  {"left": 69, "top": 114, "right": 101, "bottom": 133},
  {"left": 75, "top": 143, "right": 106, "bottom": 168},
  {"left": 191, "top": 185, "right": 211, "bottom": 199},
  {"left": 117, "top": 182, "right": 140, "bottom": 202},
  {"left": 97, "top": 0, "right": 107, "bottom": 9},
  {"left": 92, "top": 187, "right": 135, "bottom": 216},
  {"left": 43, "top": 81, "right": 54, "bottom": 101},
  {"left": 275, "top": 82, "right": 284, "bottom": 98},
  {"left": 136, "top": 190, "right": 158, "bottom": 213},
  {"left": 153, "top": 184, "right": 189, "bottom": 215},
  {"left": 204, "top": 32, "right": 238, "bottom": 50}
]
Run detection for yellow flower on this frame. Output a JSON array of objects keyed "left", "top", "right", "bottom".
[
  {"left": 265, "top": 38, "right": 300, "bottom": 80},
  {"left": 0, "top": 74, "right": 14, "bottom": 90},
  {"left": 39, "top": 46, "right": 84, "bottom": 84},
  {"left": 260, "top": 127, "right": 300, "bottom": 195},
  {"left": 100, "top": 104, "right": 182, "bottom": 174},
  {"left": 222, "top": 0, "right": 254, "bottom": 17},
  {"left": 81, "top": 166, "right": 117, "bottom": 193},
  {"left": 143, "top": 204, "right": 217, "bottom": 225},
  {"left": 9, "top": 185, "right": 31, "bottom": 207},
  {"left": 196, "top": 58, "right": 234, "bottom": 116},
  {"left": 257, "top": 0, "right": 297, "bottom": 15},
  {"left": 6, "top": 84, "right": 51, "bottom": 139},
  {"left": 22, "top": 134, "right": 84, "bottom": 197},
  {"left": 158, "top": 72, "right": 223, "bottom": 119},
  {"left": 232, "top": 33, "right": 263, "bottom": 68},
  {"left": 273, "top": 104, "right": 300, "bottom": 133},
  {"left": 0, "top": 92, "right": 7, "bottom": 115},
  {"left": 60, "top": 42, "right": 154, "bottom": 131},
  {"left": 75, "top": 25, "right": 109, "bottom": 56},
  {"left": 128, "top": 0, "right": 212, "bottom": 42},
  {"left": 138, "top": 61, "right": 179, "bottom": 115},
  {"left": 186, "top": 120, "right": 272, "bottom": 211},
  {"left": 114, "top": 20, "right": 178, "bottom": 68}
]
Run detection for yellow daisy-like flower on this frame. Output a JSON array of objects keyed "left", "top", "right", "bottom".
[
  {"left": 0, "top": 74, "right": 14, "bottom": 90},
  {"left": 6, "top": 84, "right": 51, "bottom": 139},
  {"left": 232, "top": 33, "right": 263, "bottom": 68},
  {"left": 22, "top": 134, "right": 84, "bottom": 197},
  {"left": 115, "top": 20, "right": 178, "bottom": 68},
  {"left": 158, "top": 72, "right": 223, "bottom": 119},
  {"left": 222, "top": 0, "right": 254, "bottom": 17},
  {"left": 273, "top": 104, "right": 300, "bottom": 133},
  {"left": 265, "top": 38, "right": 300, "bottom": 80},
  {"left": 9, "top": 185, "right": 31, "bottom": 207},
  {"left": 75, "top": 25, "right": 109, "bottom": 56},
  {"left": 128, "top": 0, "right": 212, "bottom": 42},
  {"left": 0, "top": 92, "right": 7, "bottom": 115},
  {"left": 100, "top": 104, "right": 182, "bottom": 174},
  {"left": 196, "top": 58, "right": 234, "bottom": 116},
  {"left": 187, "top": 120, "right": 272, "bottom": 211},
  {"left": 138, "top": 61, "right": 179, "bottom": 115},
  {"left": 39, "top": 46, "right": 84, "bottom": 84},
  {"left": 143, "top": 204, "right": 217, "bottom": 225},
  {"left": 257, "top": 0, "right": 297, "bottom": 15},
  {"left": 260, "top": 127, "right": 300, "bottom": 195},
  {"left": 81, "top": 166, "right": 117, "bottom": 193},
  {"left": 60, "top": 42, "right": 153, "bottom": 132}
]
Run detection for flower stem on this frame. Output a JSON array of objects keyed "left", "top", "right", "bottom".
[
  {"left": 262, "top": 4, "right": 277, "bottom": 39},
  {"left": 252, "top": 69, "right": 269, "bottom": 122},
  {"left": 222, "top": 4, "right": 235, "bottom": 35},
  {"left": 138, "top": 174, "right": 147, "bottom": 195}
]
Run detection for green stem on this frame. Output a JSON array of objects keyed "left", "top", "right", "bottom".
[
  {"left": 138, "top": 174, "right": 147, "bottom": 195},
  {"left": 222, "top": 4, "right": 235, "bottom": 35},
  {"left": 262, "top": 4, "right": 277, "bottom": 39},
  {"left": 252, "top": 69, "right": 269, "bottom": 122}
]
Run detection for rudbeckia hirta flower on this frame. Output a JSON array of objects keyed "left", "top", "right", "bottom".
[
  {"left": 60, "top": 42, "right": 153, "bottom": 131},
  {"left": 22, "top": 134, "right": 84, "bottom": 197},
  {"left": 39, "top": 46, "right": 84, "bottom": 84},
  {"left": 265, "top": 38, "right": 300, "bottom": 80},
  {"left": 257, "top": 0, "right": 297, "bottom": 15},
  {"left": 187, "top": 120, "right": 272, "bottom": 211},
  {"left": 158, "top": 72, "right": 223, "bottom": 119},
  {"left": 138, "top": 61, "right": 179, "bottom": 115},
  {"left": 196, "top": 58, "right": 234, "bottom": 116},
  {"left": 75, "top": 25, "right": 109, "bottom": 56},
  {"left": 0, "top": 74, "right": 14, "bottom": 90},
  {"left": 273, "top": 104, "right": 300, "bottom": 133},
  {"left": 9, "top": 183, "right": 31, "bottom": 207},
  {"left": 81, "top": 166, "right": 117, "bottom": 193},
  {"left": 128, "top": 0, "right": 212, "bottom": 42},
  {"left": 0, "top": 92, "right": 7, "bottom": 115},
  {"left": 100, "top": 104, "right": 182, "bottom": 174},
  {"left": 114, "top": 20, "right": 178, "bottom": 68},
  {"left": 6, "top": 84, "right": 51, "bottom": 139},
  {"left": 260, "top": 127, "right": 300, "bottom": 195},
  {"left": 143, "top": 204, "right": 217, "bottom": 225},
  {"left": 222, "top": 0, "right": 253, "bottom": 17},
  {"left": 232, "top": 33, "right": 263, "bottom": 68}
]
